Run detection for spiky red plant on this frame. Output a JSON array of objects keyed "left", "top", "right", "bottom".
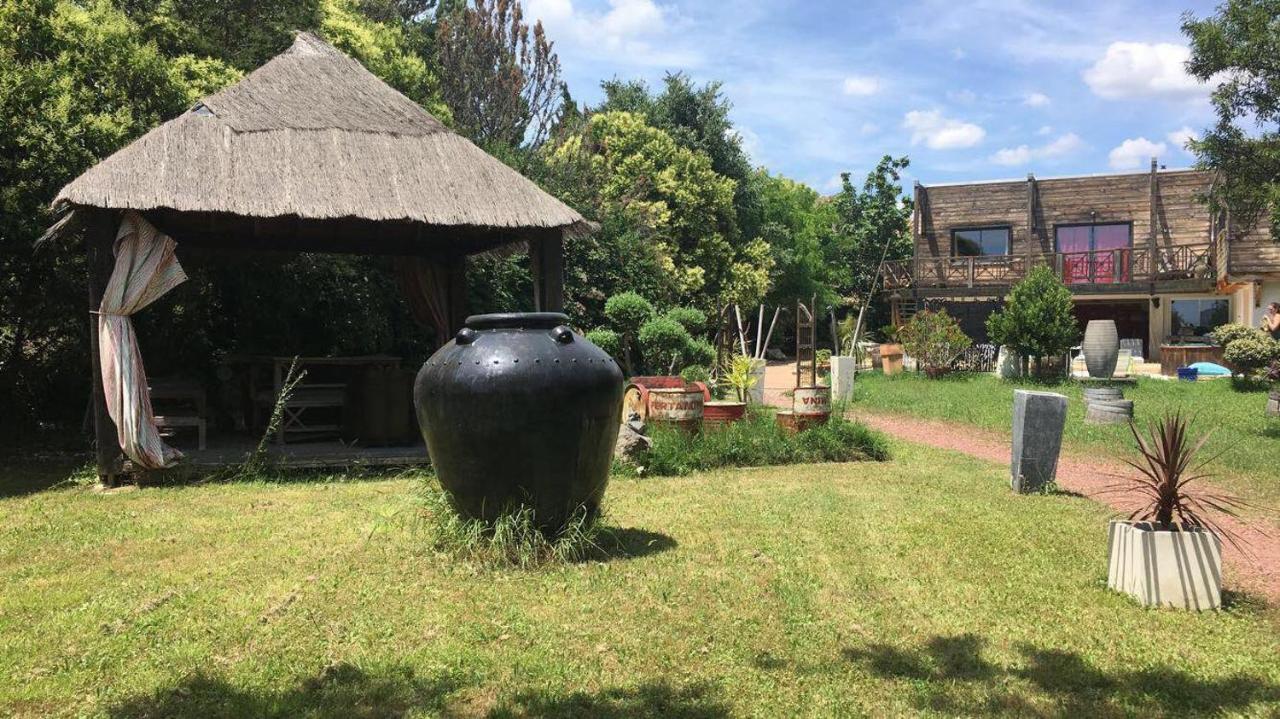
[{"left": 1113, "top": 412, "right": 1252, "bottom": 551}]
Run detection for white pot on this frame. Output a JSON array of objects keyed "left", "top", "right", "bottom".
[
  {"left": 1106, "top": 520, "right": 1222, "bottom": 610},
  {"left": 746, "top": 359, "right": 766, "bottom": 405}
]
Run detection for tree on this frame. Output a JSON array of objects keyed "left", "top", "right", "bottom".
[
  {"left": 898, "top": 310, "right": 971, "bottom": 378},
  {"left": 1183, "top": 0, "right": 1280, "bottom": 237},
  {"left": 435, "top": 0, "right": 563, "bottom": 149},
  {"left": 125, "top": 0, "right": 323, "bottom": 71},
  {"left": 986, "top": 266, "right": 1080, "bottom": 375}
]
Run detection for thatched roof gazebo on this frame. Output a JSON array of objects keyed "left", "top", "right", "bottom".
[{"left": 46, "top": 32, "right": 587, "bottom": 483}]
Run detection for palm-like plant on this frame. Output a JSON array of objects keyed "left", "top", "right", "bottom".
[{"left": 1113, "top": 412, "right": 1251, "bottom": 551}]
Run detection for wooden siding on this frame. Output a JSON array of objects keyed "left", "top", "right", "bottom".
[{"left": 1228, "top": 213, "right": 1278, "bottom": 278}]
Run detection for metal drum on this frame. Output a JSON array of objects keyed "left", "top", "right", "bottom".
[{"left": 647, "top": 388, "right": 704, "bottom": 433}]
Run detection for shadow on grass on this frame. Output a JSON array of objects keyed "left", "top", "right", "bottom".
[
  {"left": 1229, "top": 376, "right": 1272, "bottom": 393},
  {"left": 488, "top": 680, "right": 729, "bottom": 718},
  {"left": 0, "top": 453, "right": 88, "bottom": 499},
  {"left": 590, "top": 527, "right": 679, "bottom": 562},
  {"left": 107, "top": 663, "right": 461, "bottom": 719},
  {"left": 842, "top": 633, "right": 1280, "bottom": 716}
]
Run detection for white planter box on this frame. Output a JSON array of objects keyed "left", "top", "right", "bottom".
[{"left": 1106, "top": 520, "right": 1222, "bottom": 610}]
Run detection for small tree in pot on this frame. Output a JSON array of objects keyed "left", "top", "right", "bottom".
[
  {"left": 898, "top": 309, "right": 971, "bottom": 379},
  {"left": 986, "top": 265, "right": 1078, "bottom": 377},
  {"left": 1105, "top": 413, "right": 1252, "bottom": 610}
]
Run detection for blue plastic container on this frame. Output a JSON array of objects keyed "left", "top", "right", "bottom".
[{"left": 1176, "top": 366, "right": 1199, "bottom": 382}]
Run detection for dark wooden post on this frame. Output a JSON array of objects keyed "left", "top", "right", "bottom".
[
  {"left": 529, "top": 230, "right": 565, "bottom": 313},
  {"left": 1026, "top": 173, "right": 1037, "bottom": 265},
  {"left": 446, "top": 254, "right": 467, "bottom": 336},
  {"left": 84, "top": 208, "right": 121, "bottom": 486},
  {"left": 1148, "top": 157, "right": 1159, "bottom": 260}
]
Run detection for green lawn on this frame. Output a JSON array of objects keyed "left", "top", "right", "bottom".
[
  {"left": 851, "top": 372, "right": 1280, "bottom": 513},
  {"left": 2, "top": 446, "right": 1278, "bottom": 717}
]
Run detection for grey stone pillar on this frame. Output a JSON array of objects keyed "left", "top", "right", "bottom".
[{"left": 1011, "top": 390, "right": 1067, "bottom": 493}]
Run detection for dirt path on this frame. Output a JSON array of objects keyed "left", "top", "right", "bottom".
[{"left": 849, "top": 409, "right": 1280, "bottom": 605}]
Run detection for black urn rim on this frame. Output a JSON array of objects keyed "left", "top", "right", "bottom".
[{"left": 464, "top": 312, "right": 570, "bottom": 331}]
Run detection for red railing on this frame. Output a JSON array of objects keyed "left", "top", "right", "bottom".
[{"left": 882, "top": 244, "right": 1214, "bottom": 291}]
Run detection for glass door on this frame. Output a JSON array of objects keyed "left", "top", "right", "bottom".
[{"left": 1055, "top": 224, "right": 1132, "bottom": 284}]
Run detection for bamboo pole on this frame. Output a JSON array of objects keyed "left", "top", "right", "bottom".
[{"left": 760, "top": 307, "right": 780, "bottom": 360}]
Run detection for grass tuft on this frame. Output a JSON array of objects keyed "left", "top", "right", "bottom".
[
  {"left": 638, "top": 409, "right": 889, "bottom": 477},
  {"left": 413, "top": 480, "right": 604, "bottom": 569}
]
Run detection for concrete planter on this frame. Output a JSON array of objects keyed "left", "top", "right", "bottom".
[
  {"left": 879, "top": 343, "right": 904, "bottom": 376},
  {"left": 1106, "top": 521, "right": 1222, "bottom": 610},
  {"left": 830, "top": 355, "right": 858, "bottom": 402},
  {"left": 746, "top": 359, "right": 767, "bottom": 405}
]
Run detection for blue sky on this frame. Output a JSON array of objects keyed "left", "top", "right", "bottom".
[{"left": 525, "top": 0, "right": 1223, "bottom": 193}]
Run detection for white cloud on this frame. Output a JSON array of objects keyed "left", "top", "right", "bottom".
[
  {"left": 903, "top": 110, "right": 986, "bottom": 150},
  {"left": 1023, "top": 92, "right": 1050, "bottom": 107},
  {"left": 951, "top": 47, "right": 967, "bottom": 60},
  {"left": 1166, "top": 126, "right": 1198, "bottom": 152},
  {"left": 842, "top": 75, "right": 880, "bottom": 96},
  {"left": 728, "top": 125, "right": 762, "bottom": 163},
  {"left": 1036, "top": 125, "right": 1054, "bottom": 136},
  {"left": 1083, "top": 42, "right": 1209, "bottom": 100},
  {"left": 525, "top": 0, "right": 693, "bottom": 66},
  {"left": 990, "top": 132, "right": 1085, "bottom": 166},
  {"left": 948, "top": 89, "right": 977, "bottom": 104},
  {"left": 859, "top": 122, "right": 879, "bottom": 135},
  {"left": 1108, "top": 137, "right": 1167, "bottom": 170}
]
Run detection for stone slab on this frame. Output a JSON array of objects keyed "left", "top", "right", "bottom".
[{"left": 1011, "top": 389, "right": 1068, "bottom": 493}]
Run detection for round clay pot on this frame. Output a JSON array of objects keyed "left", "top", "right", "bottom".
[
  {"left": 413, "top": 313, "right": 623, "bottom": 531},
  {"left": 1082, "top": 320, "right": 1119, "bottom": 379}
]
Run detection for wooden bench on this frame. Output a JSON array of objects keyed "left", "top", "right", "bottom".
[{"left": 154, "top": 415, "right": 206, "bottom": 450}]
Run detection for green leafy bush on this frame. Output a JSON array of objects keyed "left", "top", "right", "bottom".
[
  {"left": 986, "top": 266, "right": 1079, "bottom": 374},
  {"left": 685, "top": 339, "right": 717, "bottom": 368},
  {"left": 816, "top": 348, "right": 832, "bottom": 367},
  {"left": 665, "top": 307, "right": 708, "bottom": 335},
  {"left": 679, "top": 365, "right": 711, "bottom": 384},
  {"left": 585, "top": 328, "right": 621, "bottom": 358},
  {"left": 604, "top": 292, "right": 656, "bottom": 338},
  {"left": 637, "top": 317, "right": 693, "bottom": 374},
  {"left": 900, "top": 309, "right": 972, "bottom": 378},
  {"left": 639, "top": 410, "right": 889, "bottom": 476},
  {"left": 1223, "top": 336, "right": 1280, "bottom": 375},
  {"left": 1210, "top": 323, "right": 1265, "bottom": 347}
]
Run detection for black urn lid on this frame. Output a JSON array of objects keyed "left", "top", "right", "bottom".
[{"left": 464, "top": 312, "right": 570, "bottom": 330}]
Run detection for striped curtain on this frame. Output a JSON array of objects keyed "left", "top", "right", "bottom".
[{"left": 98, "top": 212, "right": 188, "bottom": 469}]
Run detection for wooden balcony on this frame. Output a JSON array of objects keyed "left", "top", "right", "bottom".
[{"left": 882, "top": 244, "right": 1215, "bottom": 294}]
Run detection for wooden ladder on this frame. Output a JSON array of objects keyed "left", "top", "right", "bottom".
[{"left": 794, "top": 295, "right": 817, "bottom": 388}]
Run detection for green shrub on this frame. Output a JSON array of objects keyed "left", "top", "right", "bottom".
[
  {"left": 680, "top": 365, "right": 710, "bottom": 384},
  {"left": 1210, "top": 323, "right": 1265, "bottom": 347},
  {"left": 900, "top": 309, "right": 972, "bottom": 378},
  {"left": 816, "top": 348, "right": 832, "bottom": 367},
  {"left": 664, "top": 306, "right": 707, "bottom": 335},
  {"left": 585, "top": 328, "right": 621, "bottom": 358},
  {"left": 986, "top": 265, "right": 1078, "bottom": 373},
  {"left": 685, "top": 338, "right": 717, "bottom": 368},
  {"left": 1223, "top": 336, "right": 1280, "bottom": 375},
  {"left": 604, "top": 292, "right": 655, "bottom": 338},
  {"left": 641, "top": 410, "right": 889, "bottom": 476},
  {"left": 637, "top": 317, "right": 693, "bottom": 374}
]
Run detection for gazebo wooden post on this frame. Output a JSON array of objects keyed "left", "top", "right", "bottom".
[
  {"left": 529, "top": 230, "right": 565, "bottom": 313},
  {"left": 447, "top": 254, "right": 468, "bottom": 336},
  {"left": 84, "top": 208, "right": 121, "bottom": 486}
]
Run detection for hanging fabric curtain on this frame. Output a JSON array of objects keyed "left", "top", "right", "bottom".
[
  {"left": 395, "top": 257, "right": 452, "bottom": 346},
  {"left": 98, "top": 211, "right": 188, "bottom": 469}
]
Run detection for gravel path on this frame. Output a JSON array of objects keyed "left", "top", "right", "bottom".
[{"left": 849, "top": 409, "right": 1280, "bottom": 605}]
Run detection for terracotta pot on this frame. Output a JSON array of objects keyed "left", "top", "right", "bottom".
[
  {"left": 879, "top": 343, "right": 904, "bottom": 376},
  {"left": 703, "top": 400, "right": 746, "bottom": 426},
  {"left": 1082, "top": 320, "right": 1119, "bottom": 379}
]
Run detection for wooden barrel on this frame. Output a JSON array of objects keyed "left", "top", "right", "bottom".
[
  {"left": 647, "top": 388, "right": 704, "bottom": 432},
  {"left": 1267, "top": 390, "right": 1280, "bottom": 418},
  {"left": 1085, "top": 399, "right": 1134, "bottom": 424},
  {"left": 793, "top": 385, "right": 831, "bottom": 417}
]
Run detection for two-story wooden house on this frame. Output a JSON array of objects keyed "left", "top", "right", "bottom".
[{"left": 883, "top": 159, "right": 1279, "bottom": 363}]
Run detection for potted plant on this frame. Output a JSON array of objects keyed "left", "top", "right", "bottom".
[
  {"left": 898, "top": 309, "right": 971, "bottom": 379},
  {"left": 878, "top": 325, "right": 905, "bottom": 376},
  {"left": 705, "top": 354, "right": 756, "bottom": 425},
  {"left": 1105, "top": 412, "right": 1250, "bottom": 610}
]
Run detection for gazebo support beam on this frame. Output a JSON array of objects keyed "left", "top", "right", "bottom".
[
  {"left": 529, "top": 232, "right": 564, "bottom": 313},
  {"left": 84, "top": 208, "right": 121, "bottom": 486},
  {"left": 447, "top": 255, "right": 468, "bottom": 336}
]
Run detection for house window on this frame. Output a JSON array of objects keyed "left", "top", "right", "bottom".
[
  {"left": 1170, "top": 298, "right": 1229, "bottom": 338},
  {"left": 1056, "top": 223, "right": 1133, "bottom": 283},
  {"left": 953, "top": 227, "right": 1010, "bottom": 257}
]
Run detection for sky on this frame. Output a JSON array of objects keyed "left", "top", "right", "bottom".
[{"left": 523, "top": 0, "right": 1224, "bottom": 193}]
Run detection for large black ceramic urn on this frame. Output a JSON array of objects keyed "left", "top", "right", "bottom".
[{"left": 414, "top": 313, "right": 624, "bottom": 531}]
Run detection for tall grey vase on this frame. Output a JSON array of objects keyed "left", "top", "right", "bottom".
[{"left": 1082, "top": 320, "right": 1119, "bottom": 379}]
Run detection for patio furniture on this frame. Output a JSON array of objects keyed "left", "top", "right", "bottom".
[
  {"left": 149, "top": 377, "right": 208, "bottom": 451},
  {"left": 153, "top": 415, "right": 206, "bottom": 450},
  {"left": 232, "top": 355, "right": 402, "bottom": 443}
]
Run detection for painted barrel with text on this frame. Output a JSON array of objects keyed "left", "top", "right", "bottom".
[
  {"left": 647, "top": 388, "right": 705, "bottom": 433},
  {"left": 793, "top": 385, "right": 832, "bottom": 416}
]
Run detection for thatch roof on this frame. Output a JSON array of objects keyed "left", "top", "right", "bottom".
[{"left": 52, "top": 33, "right": 584, "bottom": 235}]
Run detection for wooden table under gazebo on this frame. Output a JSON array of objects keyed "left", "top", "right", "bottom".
[{"left": 41, "top": 32, "right": 589, "bottom": 485}]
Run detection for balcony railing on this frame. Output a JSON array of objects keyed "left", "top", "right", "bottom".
[{"left": 882, "top": 244, "right": 1214, "bottom": 291}]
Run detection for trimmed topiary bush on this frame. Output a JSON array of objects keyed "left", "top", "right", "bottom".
[
  {"left": 585, "top": 328, "right": 621, "bottom": 359},
  {"left": 1223, "top": 336, "right": 1280, "bottom": 376},
  {"left": 664, "top": 306, "right": 707, "bottom": 335},
  {"left": 680, "top": 365, "right": 711, "bottom": 385},
  {"left": 604, "top": 292, "right": 655, "bottom": 338},
  {"left": 637, "top": 317, "right": 693, "bottom": 375},
  {"left": 684, "top": 339, "right": 717, "bottom": 369},
  {"left": 1210, "top": 323, "right": 1265, "bottom": 348},
  {"left": 986, "top": 265, "right": 1079, "bottom": 375}
]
